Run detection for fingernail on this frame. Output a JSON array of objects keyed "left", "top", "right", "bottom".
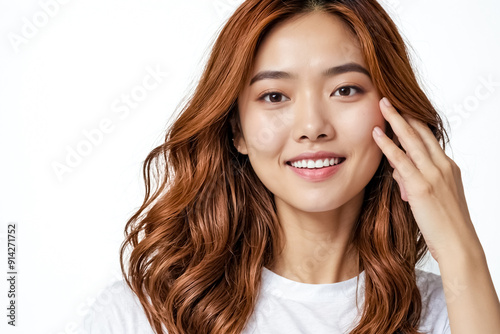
[
  {"left": 382, "top": 97, "right": 392, "bottom": 107},
  {"left": 373, "top": 126, "right": 384, "bottom": 137}
]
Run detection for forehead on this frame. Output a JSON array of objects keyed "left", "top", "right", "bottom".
[{"left": 252, "top": 11, "right": 365, "bottom": 72}]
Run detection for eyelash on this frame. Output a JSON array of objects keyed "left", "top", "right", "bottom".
[{"left": 258, "top": 85, "right": 364, "bottom": 103}]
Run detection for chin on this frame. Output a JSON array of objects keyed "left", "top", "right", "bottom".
[{"left": 293, "top": 199, "right": 348, "bottom": 213}]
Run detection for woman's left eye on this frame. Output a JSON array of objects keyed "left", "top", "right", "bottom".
[{"left": 332, "top": 85, "right": 363, "bottom": 97}]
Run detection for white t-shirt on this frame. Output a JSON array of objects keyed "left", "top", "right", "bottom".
[{"left": 79, "top": 267, "right": 450, "bottom": 334}]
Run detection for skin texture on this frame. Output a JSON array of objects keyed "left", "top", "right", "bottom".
[{"left": 234, "top": 11, "right": 385, "bottom": 284}]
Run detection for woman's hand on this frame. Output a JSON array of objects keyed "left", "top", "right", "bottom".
[
  {"left": 372, "top": 96, "right": 500, "bottom": 333},
  {"left": 371, "top": 97, "right": 480, "bottom": 262}
]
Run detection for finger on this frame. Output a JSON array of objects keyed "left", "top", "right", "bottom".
[
  {"left": 403, "top": 115, "right": 449, "bottom": 165},
  {"left": 403, "top": 115, "right": 458, "bottom": 182},
  {"left": 393, "top": 168, "right": 408, "bottom": 202},
  {"left": 379, "top": 98, "right": 433, "bottom": 171},
  {"left": 372, "top": 125, "right": 425, "bottom": 185}
]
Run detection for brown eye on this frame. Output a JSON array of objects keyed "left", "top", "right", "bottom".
[
  {"left": 339, "top": 87, "right": 352, "bottom": 96},
  {"left": 259, "top": 92, "right": 290, "bottom": 103},
  {"left": 269, "top": 93, "right": 282, "bottom": 102},
  {"left": 333, "top": 85, "right": 363, "bottom": 97}
]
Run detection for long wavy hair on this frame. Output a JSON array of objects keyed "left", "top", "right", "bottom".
[{"left": 120, "top": 0, "right": 448, "bottom": 333}]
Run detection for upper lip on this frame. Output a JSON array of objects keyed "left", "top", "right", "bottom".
[{"left": 287, "top": 151, "right": 345, "bottom": 164}]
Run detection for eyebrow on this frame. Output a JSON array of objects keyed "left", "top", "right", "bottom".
[{"left": 249, "top": 62, "right": 371, "bottom": 86}]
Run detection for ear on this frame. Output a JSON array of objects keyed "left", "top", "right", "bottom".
[{"left": 229, "top": 111, "right": 248, "bottom": 155}]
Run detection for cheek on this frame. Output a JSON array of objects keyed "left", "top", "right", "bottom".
[
  {"left": 242, "top": 110, "right": 290, "bottom": 157},
  {"left": 338, "top": 101, "right": 384, "bottom": 143},
  {"left": 339, "top": 102, "right": 384, "bottom": 179}
]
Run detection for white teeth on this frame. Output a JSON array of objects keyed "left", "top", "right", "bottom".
[{"left": 291, "top": 158, "right": 343, "bottom": 169}]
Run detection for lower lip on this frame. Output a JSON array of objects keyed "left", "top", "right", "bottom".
[{"left": 287, "top": 160, "right": 344, "bottom": 182}]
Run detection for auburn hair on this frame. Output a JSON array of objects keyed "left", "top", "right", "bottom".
[{"left": 120, "top": 0, "right": 448, "bottom": 333}]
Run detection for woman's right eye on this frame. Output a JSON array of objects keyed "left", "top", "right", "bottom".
[{"left": 258, "top": 92, "right": 290, "bottom": 103}]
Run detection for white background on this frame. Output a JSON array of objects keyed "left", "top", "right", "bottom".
[{"left": 0, "top": 0, "right": 499, "bottom": 333}]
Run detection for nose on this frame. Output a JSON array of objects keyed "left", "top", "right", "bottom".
[{"left": 292, "top": 91, "right": 335, "bottom": 142}]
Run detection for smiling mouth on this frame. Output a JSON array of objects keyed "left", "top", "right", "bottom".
[{"left": 286, "top": 157, "right": 346, "bottom": 169}]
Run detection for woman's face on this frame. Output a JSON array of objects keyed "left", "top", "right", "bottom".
[{"left": 234, "top": 11, "right": 385, "bottom": 214}]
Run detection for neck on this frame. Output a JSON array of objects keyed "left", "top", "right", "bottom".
[{"left": 269, "top": 191, "right": 364, "bottom": 284}]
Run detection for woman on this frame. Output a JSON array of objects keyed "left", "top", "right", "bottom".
[{"left": 83, "top": 0, "right": 500, "bottom": 333}]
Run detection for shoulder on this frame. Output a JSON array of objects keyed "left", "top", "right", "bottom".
[
  {"left": 415, "top": 269, "right": 451, "bottom": 334},
  {"left": 78, "top": 280, "right": 159, "bottom": 334}
]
